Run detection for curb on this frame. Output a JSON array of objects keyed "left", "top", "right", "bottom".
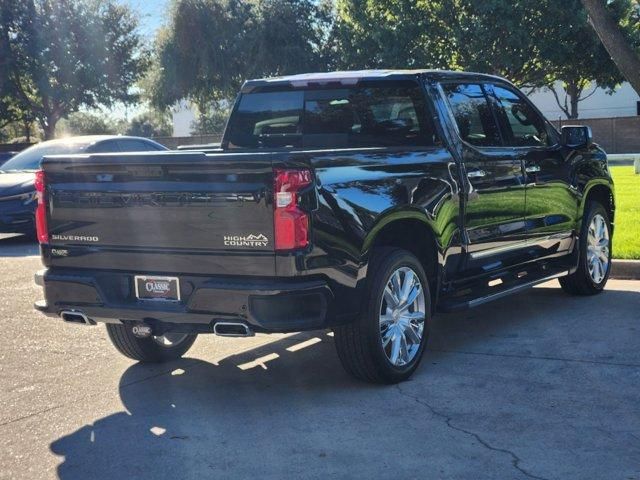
[{"left": 611, "top": 259, "right": 640, "bottom": 280}]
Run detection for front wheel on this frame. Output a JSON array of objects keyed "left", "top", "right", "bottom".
[
  {"left": 334, "top": 248, "right": 431, "bottom": 384},
  {"left": 106, "top": 323, "right": 197, "bottom": 362},
  {"left": 559, "top": 201, "right": 612, "bottom": 295}
]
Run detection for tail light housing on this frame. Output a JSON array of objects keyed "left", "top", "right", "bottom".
[
  {"left": 273, "top": 168, "right": 312, "bottom": 251},
  {"left": 34, "top": 170, "right": 49, "bottom": 244}
]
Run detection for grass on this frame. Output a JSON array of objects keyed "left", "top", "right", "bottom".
[{"left": 610, "top": 166, "right": 640, "bottom": 260}]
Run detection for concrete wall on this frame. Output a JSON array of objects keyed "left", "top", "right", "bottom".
[{"left": 552, "top": 116, "right": 640, "bottom": 154}]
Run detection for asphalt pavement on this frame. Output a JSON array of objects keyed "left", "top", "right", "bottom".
[{"left": 0, "top": 233, "right": 639, "bottom": 480}]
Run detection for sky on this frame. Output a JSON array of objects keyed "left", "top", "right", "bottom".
[
  {"left": 121, "top": 0, "right": 169, "bottom": 39},
  {"left": 102, "top": 1, "right": 169, "bottom": 119}
]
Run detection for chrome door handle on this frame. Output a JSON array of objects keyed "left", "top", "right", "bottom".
[
  {"left": 467, "top": 169, "right": 487, "bottom": 178},
  {"left": 525, "top": 165, "right": 541, "bottom": 173}
]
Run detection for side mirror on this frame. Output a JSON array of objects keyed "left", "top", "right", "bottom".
[{"left": 561, "top": 125, "right": 593, "bottom": 149}]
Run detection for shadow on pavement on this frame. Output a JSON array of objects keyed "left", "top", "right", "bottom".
[
  {"left": 0, "top": 233, "right": 38, "bottom": 257},
  {"left": 48, "top": 286, "right": 640, "bottom": 479},
  {"left": 429, "top": 286, "right": 640, "bottom": 362},
  {"left": 50, "top": 331, "right": 362, "bottom": 479}
]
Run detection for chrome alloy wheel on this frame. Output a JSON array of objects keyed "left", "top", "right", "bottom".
[
  {"left": 379, "top": 267, "right": 426, "bottom": 367},
  {"left": 153, "top": 333, "right": 189, "bottom": 347},
  {"left": 586, "top": 213, "right": 610, "bottom": 284}
]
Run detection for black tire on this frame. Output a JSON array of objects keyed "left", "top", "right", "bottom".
[
  {"left": 559, "top": 201, "right": 612, "bottom": 296},
  {"left": 106, "top": 323, "right": 197, "bottom": 362},
  {"left": 334, "top": 248, "right": 431, "bottom": 384}
]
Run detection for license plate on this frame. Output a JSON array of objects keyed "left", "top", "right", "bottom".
[{"left": 134, "top": 276, "right": 181, "bottom": 301}]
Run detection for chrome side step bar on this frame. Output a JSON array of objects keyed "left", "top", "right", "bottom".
[
  {"left": 465, "top": 271, "right": 568, "bottom": 309},
  {"left": 213, "top": 322, "right": 254, "bottom": 337},
  {"left": 438, "top": 269, "right": 571, "bottom": 313}
]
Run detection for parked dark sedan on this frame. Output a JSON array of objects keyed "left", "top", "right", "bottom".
[
  {"left": 0, "top": 151, "right": 18, "bottom": 166},
  {"left": 0, "top": 135, "right": 167, "bottom": 236}
]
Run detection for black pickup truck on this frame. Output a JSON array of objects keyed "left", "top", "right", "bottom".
[{"left": 34, "top": 70, "right": 614, "bottom": 384}]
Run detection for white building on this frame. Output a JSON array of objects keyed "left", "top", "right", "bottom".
[
  {"left": 527, "top": 81, "right": 640, "bottom": 120},
  {"left": 171, "top": 100, "right": 196, "bottom": 137}
]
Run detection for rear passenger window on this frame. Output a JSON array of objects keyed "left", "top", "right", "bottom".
[
  {"left": 118, "top": 140, "right": 162, "bottom": 152},
  {"left": 225, "top": 82, "right": 438, "bottom": 149},
  {"left": 441, "top": 83, "right": 501, "bottom": 147},
  {"left": 89, "top": 141, "right": 119, "bottom": 153},
  {"left": 305, "top": 84, "right": 436, "bottom": 148}
]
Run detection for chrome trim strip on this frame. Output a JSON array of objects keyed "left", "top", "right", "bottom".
[
  {"left": 0, "top": 191, "right": 35, "bottom": 202},
  {"left": 469, "top": 231, "right": 573, "bottom": 260},
  {"left": 469, "top": 241, "right": 528, "bottom": 260}
]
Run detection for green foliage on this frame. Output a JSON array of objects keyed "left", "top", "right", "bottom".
[
  {"left": 126, "top": 111, "right": 172, "bottom": 137},
  {"left": 608, "top": 0, "right": 640, "bottom": 42},
  {"left": 150, "top": 0, "right": 332, "bottom": 109},
  {"left": 57, "top": 112, "right": 121, "bottom": 136},
  {"left": 190, "top": 103, "right": 231, "bottom": 135},
  {"left": 609, "top": 166, "right": 640, "bottom": 259},
  {"left": 332, "top": 0, "right": 629, "bottom": 118},
  {"left": 0, "top": 0, "right": 149, "bottom": 139},
  {"left": 329, "top": 0, "right": 457, "bottom": 70},
  {"left": 531, "top": 0, "right": 623, "bottom": 118}
]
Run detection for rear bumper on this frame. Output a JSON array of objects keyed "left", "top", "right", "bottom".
[{"left": 34, "top": 268, "right": 336, "bottom": 333}]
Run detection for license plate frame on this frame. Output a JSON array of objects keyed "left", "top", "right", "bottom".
[{"left": 134, "top": 275, "right": 181, "bottom": 302}]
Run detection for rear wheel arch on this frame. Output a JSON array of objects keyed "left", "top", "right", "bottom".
[{"left": 363, "top": 214, "right": 441, "bottom": 303}]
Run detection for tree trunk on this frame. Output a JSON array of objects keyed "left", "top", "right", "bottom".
[
  {"left": 581, "top": 0, "right": 640, "bottom": 95},
  {"left": 566, "top": 82, "right": 581, "bottom": 119},
  {"left": 23, "top": 120, "right": 31, "bottom": 143},
  {"left": 42, "top": 117, "right": 57, "bottom": 140}
]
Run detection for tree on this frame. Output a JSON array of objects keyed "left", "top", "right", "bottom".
[
  {"left": 330, "top": 0, "right": 457, "bottom": 70},
  {"left": 57, "top": 112, "right": 120, "bottom": 136},
  {"left": 0, "top": 0, "right": 149, "bottom": 139},
  {"left": 190, "top": 102, "right": 231, "bottom": 135},
  {"left": 149, "top": 0, "right": 332, "bottom": 109},
  {"left": 126, "top": 111, "right": 172, "bottom": 137},
  {"left": 581, "top": 0, "right": 640, "bottom": 95},
  {"left": 332, "top": 0, "right": 626, "bottom": 119},
  {"left": 534, "top": 0, "right": 624, "bottom": 118}
]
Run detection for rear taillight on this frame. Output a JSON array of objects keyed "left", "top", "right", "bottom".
[
  {"left": 34, "top": 170, "right": 49, "bottom": 244},
  {"left": 273, "top": 168, "right": 312, "bottom": 251}
]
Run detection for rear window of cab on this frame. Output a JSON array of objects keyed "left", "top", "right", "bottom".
[{"left": 225, "top": 81, "right": 439, "bottom": 149}]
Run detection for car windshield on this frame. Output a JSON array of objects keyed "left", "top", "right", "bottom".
[{"left": 0, "top": 141, "right": 91, "bottom": 172}]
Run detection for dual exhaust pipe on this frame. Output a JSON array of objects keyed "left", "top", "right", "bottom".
[
  {"left": 60, "top": 310, "right": 95, "bottom": 326},
  {"left": 213, "top": 322, "right": 254, "bottom": 337},
  {"left": 58, "top": 311, "right": 254, "bottom": 337}
]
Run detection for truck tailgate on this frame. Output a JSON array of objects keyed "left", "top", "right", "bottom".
[{"left": 43, "top": 152, "right": 276, "bottom": 274}]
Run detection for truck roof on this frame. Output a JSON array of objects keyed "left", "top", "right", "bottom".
[{"left": 241, "top": 69, "right": 509, "bottom": 91}]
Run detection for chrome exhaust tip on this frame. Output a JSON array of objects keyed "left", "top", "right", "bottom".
[
  {"left": 60, "top": 310, "right": 95, "bottom": 326},
  {"left": 213, "top": 322, "right": 254, "bottom": 337}
]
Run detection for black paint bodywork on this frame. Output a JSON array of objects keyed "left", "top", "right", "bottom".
[
  {"left": 35, "top": 71, "right": 614, "bottom": 332},
  {"left": 0, "top": 137, "right": 167, "bottom": 235}
]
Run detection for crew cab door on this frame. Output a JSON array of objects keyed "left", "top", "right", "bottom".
[
  {"left": 440, "top": 83, "right": 527, "bottom": 277},
  {"left": 486, "top": 83, "right": 577, "bottom": 258}
]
